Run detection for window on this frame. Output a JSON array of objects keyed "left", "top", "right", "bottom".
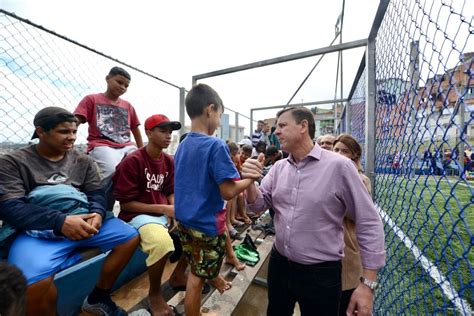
[{"left": 466, "top": 86, "right": 474, "bottom": 99}]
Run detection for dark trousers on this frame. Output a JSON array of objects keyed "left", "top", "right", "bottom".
[
  {"left": 267, "top": 247, "right": 341, "bottom": 316},
  {"left": 339, "top": 288, "right": 355, "bottom": 315}
]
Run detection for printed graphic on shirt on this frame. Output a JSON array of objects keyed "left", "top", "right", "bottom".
[
  {"left": 47, "top": 173, "right": 68, "bottom": 184},
  {"left": 96, "top": 104, "right": 130, "bottom": 143},
  {"left": 145, "top": 168, "right": 168, "bottom": 192}
]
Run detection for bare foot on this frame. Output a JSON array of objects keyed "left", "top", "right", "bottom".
[
  {"left": 201, "top": 307, "right": 220, "bottom": 316},
  {"left": 242, "top": 216, "right": 252, "bottom": 225},
  {"left": 231, "top": 219, "right": 244, "bottom": 226},
  {"left": 225, "top": 255, "right": 245, "bottom": 271},
  {"left": 149, "top": 294, "right": 174, "bottom": 316},
  {"left": 208, "top": 275, "right": 232, "bottom": 294}
]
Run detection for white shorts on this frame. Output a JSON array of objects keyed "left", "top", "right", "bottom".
[{"left": 89, "top": 145, "right": 136, "bottom": 178}]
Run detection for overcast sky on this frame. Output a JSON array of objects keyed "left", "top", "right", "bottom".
[
  {"left": 2, "top": 0, "right": 381, "bottom": 122},
  {"left": 3, "top": 1, "right": 471, "bottom": 142}
]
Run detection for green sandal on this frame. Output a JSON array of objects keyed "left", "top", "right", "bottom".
[{"left": 234, "top": 244, "right": 260, "bottom": 266}]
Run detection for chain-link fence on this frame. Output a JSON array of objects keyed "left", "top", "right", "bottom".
[
  {"left": 0, "top": 9, "right": 186, "bottom": 154},
  {"left": 2, "top": 0, "right": 473, "bottom": 313},
  {"left": 0, "top": 9, "right": 252, "bottom": 153},
  {"left": 340, "top": 0, "right": 473, "bottom": 314}
]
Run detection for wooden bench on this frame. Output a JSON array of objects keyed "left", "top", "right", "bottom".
[
  {"left": 79, "top": 211, "right": 275, "bottom": 316},
  {"left": 142, "top": 213, "right": 274, "bottom": 315},
  {"left": 200, "top": 234, "right": 274, "bottom": 315}
]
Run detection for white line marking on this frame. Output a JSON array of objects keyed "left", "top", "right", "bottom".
[{"left": 377, "top": 206, "right": 472, "bottom": 315}]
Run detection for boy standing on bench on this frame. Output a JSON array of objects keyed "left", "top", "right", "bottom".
[
  {"left": 0, "top": 107, "right": 140, "bottom": 316},
  {"left": 174, "top": 84, "right": 258, "bottom": 316},
  {"left": 113, "top": 114, "right": 187, "bottom": 316}
]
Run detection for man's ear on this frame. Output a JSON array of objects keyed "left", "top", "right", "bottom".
[
  {"left": 300, "top": 119, "right": 308, "bottom": 135},
  {"left": 35, "top": 126, "right": 45, "bottom": 138},
  {"left": 206, "top": 103, "right": 215, "bottom": 116}
]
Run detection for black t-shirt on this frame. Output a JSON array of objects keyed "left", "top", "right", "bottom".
[{"left": 0, "top": 145, "right": 101, "bottom": 202}]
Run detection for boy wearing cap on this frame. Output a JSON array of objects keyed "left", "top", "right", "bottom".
[
  {"left": 74, "top": 66, "right": 143, "bottom": 179},
  {"left": 0, "top": 107, "right": 140, "bottom": 316},
  {"left": 113, "top": 114, "right": 186, "bottom": 315},
  {"left": 174, "top": 84, "right": 259, "bottom": 316}
]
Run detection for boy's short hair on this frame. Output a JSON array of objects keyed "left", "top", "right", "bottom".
[
  {"left": 31, "top": 107, "right": 78, "bottom": 139},
  {"left": 265, "top": 145, "right": 279, "bottom": 158},
  {"left": 0, "top": 262, "right": 27, "bottom": 316},
  {"left": 109, "top": 66, "right": 131, "bottom": 80},
  {"left": 241, "top": 144, "right": 253, "bottom": 155},
  {"left": 227, "top": 142, "right": 239, "bottom": 155},
  {"left": 185, "top": 84, "right": 224, "bottom": 119}
]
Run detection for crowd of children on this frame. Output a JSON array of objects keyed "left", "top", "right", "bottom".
[{"left": 0, "top": 65, "right": 382, "bottom": 316}]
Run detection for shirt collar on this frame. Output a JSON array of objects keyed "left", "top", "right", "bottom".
[{"left": 287, "top": 144, "right": 322, "bottom": 165}]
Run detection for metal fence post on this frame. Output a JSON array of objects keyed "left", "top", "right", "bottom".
[
  {"left": 345, "top": 102, "right": 351, "bottom": 134},
  {"left": 459, "top": 100, "right": 465, "bottom": 172},
  {"left": 365, "top": 38, "right": 376, "bottom": 190},
  {"left": 409, "top": 41, "right": 420, "bottom": 178},
  {"left": 179, "top": 87, "right": 186, "bottom": 137},
  {"left": 250, "top": 109, "right": 254, "bottom": 138},
  {"left": 235, "top": 113, "right": 240, "bottom": 142}
]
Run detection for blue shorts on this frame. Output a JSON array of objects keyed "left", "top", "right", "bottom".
[{"left": 8, "top": 217, "right": 138, "bottom": 285}]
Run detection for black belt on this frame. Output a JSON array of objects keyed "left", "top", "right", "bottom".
[{"left": 272, "top": 246, "right": 341, "bottom": 269}]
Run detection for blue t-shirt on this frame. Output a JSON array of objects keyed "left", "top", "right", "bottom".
[{"left": 175, "top": 132, "right": 240, "bottom": 236}]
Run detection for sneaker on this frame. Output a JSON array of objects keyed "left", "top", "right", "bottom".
[{"left": 82, "top": 295, "right": 128, "bottom": 316}]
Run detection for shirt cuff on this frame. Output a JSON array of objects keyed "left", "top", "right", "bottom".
[{"left": 360, "top": 248, "right": 386, "bottom": 270}]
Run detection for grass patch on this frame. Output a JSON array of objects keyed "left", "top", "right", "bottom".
[{"left": 375, "top": 174, "right": 473, "bottom": 313}]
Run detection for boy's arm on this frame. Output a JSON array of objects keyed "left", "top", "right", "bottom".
[
  {"left": 241, "top": 155, "right": 265, "bottom": 204},
  {"left": 166, "top": 194, "right": 174, "bottom": 205},
  {"left": 75, "top": 114, "right": 86, "bottom": 126},
  {"left": 218, "top": 178, "right": 254, "bottom": 201},
  {"left": 73, "top": 95, "right": 94, "bottom": 126},
  {"left": 0, "top": 198, "right": 98, "bottom": 240},
  {"left": 120, "top": 201, "right": 174, "bottom": 218},
  {"left": 131, "top": 126, "right": 144, "bottom": 148}
]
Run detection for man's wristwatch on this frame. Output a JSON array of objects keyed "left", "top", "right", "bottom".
[{"left": 360, "top": 276, "right": 379, "bottom": 291}]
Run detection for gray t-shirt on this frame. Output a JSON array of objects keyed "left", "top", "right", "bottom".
[{"left": 0, "top": 145, "right": 101, "bottom": 202}]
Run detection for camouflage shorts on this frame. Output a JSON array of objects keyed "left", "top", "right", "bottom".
[{"left": 178, "top": 224, "right": 226, "bottom": 279}]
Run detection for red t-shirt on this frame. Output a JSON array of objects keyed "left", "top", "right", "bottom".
[
  {"left": 112, "top": 147, "right": 174, "bottom": 222},
  {"left": 74, "top": 93, "right": 140, "bottom": 152}
]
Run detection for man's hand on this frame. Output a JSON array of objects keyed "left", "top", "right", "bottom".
[
  {"left": 61, "top": 214, "right": 99, "bottom": 241},
  {"left": 241, "top": 155, "right": 264, "bottom": 180},
  {"left": 346, "top": 283, "right": 374, "bottom": 316},
  {"left": 86, "top": 212, "right": 103, "bottom": 230}
]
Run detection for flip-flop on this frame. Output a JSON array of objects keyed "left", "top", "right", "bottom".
[
  {"left": 169, "top": 304, "right": 182, "bottom": 316},
  {"left": 232, "top": 220, "right": 244, "bottom": 227},
  {"left": 229, "top": 228, "right": 242, "bottom": 240},
  {"left": 234, "top": 245, "right": 259, "bottom": 265}
]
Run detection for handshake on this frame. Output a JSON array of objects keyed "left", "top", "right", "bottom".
[{"left": 241, "top": 153, "right": 265, "bottom": 180}]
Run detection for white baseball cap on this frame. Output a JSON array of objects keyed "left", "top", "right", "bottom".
[{"left": 238, "top": 138, "right": 252, "bottom": 146}]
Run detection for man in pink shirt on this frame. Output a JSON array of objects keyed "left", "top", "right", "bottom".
[{"left": 242, "top": 107, "right": 385, "bottom": 316}]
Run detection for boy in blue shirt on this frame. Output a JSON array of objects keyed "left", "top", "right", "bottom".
[{"left": 174, "top": 84, "right": 257, "bottom": 316}]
